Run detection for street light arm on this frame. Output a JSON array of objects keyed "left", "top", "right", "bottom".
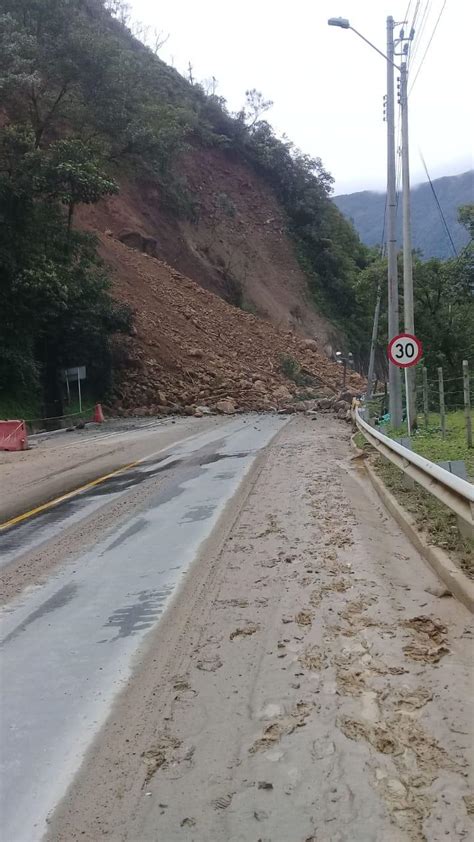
[{"left": 349, "top": 26, "right": 400, "bottom": 69}]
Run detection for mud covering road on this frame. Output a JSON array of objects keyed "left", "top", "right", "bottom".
[{"left": 37, "top": 415, "right": 474, "bottom": 842}]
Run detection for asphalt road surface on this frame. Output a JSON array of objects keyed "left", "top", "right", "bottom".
[
  {"left": 0, "top": 415, "right": 287, "bottom": 842},
  {"left": 0, "top": 414, "right": 472, "bottom": 842}
]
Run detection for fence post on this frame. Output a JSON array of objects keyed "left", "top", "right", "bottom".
[
  {"left": 463, "top": 359, "right": 472, "bottom": 449},
  {"left": 422, "top": 366, "right": 429, "bottom": 429},
  {"left": 438, "top": 367, "right": 446, "bottom": 439}
]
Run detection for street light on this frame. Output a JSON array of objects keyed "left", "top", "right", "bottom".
[
  {"left": 328, "top": 17, "right": 349, "bottom": 29},
  {"left": 328, "top": 17, "right": 399, "bottom": 66},
  {"left": 335, "top": 350, "right": 353, "bottom": 388},
  {"left": 328, "top": 15, "right": 404, "bottom": 428}
]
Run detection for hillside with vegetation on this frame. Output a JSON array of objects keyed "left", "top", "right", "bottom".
[
  {"left": 0, "top": 0, "right": 370, "bottom": 418},
  {"left": 334, "top": 171, "right": 473, "bottom": 259},
  {"left": 0, "top": 0, "right": 472, "bottom": 420}
]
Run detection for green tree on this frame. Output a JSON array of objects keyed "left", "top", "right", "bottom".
[
  {"left": 0, "top": 124, "right": 130, "bottom": 412},
  {"left": 458, "top": 204, "right": 474, "bottom": 241},
  {"left": 41, "top": 138, "right": 118, "bottom": 232}
]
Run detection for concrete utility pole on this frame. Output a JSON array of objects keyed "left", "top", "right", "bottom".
[
  {"left": 386, "top": 16, "right": 403, "bottom": 427},
  {"left": 366, "top": 280, "right": 382, "bottom": 401},
  {"left": 327, "top": 15, "right": 403, "bottom": 423},
  {"left": 400, "top": 59, "right": 416, "bottom": 425}
]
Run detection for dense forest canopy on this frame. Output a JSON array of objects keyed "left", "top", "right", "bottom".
[{"left": 0, "top": 0, "right": 472, "bottom": 415}]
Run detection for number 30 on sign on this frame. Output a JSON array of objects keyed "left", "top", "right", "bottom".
[{"left": 387, "top": 333, "right": 423, "bottom": 368}]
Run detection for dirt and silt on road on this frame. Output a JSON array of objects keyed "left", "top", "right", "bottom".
[{"left": 44, "top": 416, "right": 473, "bottom": 842}]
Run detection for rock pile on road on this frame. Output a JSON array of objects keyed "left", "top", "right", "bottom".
[
  {"left": 313, "top": 390, "right": 358, "bottom": 422},
  {"left": 102, "top": 237, "right": 365, "bottom": 417}
]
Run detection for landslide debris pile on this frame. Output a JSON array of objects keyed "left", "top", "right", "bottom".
[{"left": 104, "top": 237, "right": 364, "bottom": 416}]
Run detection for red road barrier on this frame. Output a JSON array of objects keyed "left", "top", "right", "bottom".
[
  {"left": 92, "top": 403, "right": 105, "bottom": 423},
  {"left": 0, "top": 420, "right": 28, "bottom": 452}
]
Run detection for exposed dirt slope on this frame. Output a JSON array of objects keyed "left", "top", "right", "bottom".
[
  {"left": 79, "top": 146, "right": 337, "bottom": 348},
  {"left": 100, "top": 235, "right": 363, "bottom": 414}
]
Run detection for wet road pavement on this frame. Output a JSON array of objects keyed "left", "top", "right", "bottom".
[{"left": 0, "top": 415, "right": 288, "bottom": 842}]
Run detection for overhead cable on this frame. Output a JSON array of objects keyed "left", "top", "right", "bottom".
[
  {"left": 409, "top": 0, "right": 447, "bottom": 93},
  {"left": 419, "top": 149, "right": 458, "bottom": 258}
]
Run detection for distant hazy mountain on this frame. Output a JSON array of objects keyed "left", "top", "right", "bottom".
[{"left": 333, "top": 170, "right": 473, "bottom": 259}]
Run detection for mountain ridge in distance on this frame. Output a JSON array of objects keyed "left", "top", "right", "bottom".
[{"left": 333, "top": 170, "right": 473, "bottom": 259}]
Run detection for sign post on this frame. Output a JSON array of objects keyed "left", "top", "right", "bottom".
[
  {"left": 387, "top": 333, "right": 423, "bottom": 435},
  {"left": 404, "top": 368, "right": 411, "bottom": 436},
  {"left": 62, "top": 366, "right": 86, "bottom": 414}
]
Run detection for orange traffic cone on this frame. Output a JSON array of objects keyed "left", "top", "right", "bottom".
[{"left": 93, "top": 403, "right": 105, "bottom": 423}]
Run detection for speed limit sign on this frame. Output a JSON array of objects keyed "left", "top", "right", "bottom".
[{"left": 388, "top": 333, "right": 423, "bottom": 368}]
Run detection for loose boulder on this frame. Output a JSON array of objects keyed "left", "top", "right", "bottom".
[
  {"left": 215, "top": 399, "right": 236, "bottom": 415},
  {"left": 301, "top": 339, "right": 318, "bottom": 352},
  {"left": 273, "top": 384, "right": 292, "bottom": 403}
]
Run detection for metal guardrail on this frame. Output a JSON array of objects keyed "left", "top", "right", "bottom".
[{"left": 353, "top": 407, "right": 474, "bottom": 532}]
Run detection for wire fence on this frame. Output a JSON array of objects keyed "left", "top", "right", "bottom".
[
  {"left": 366, "top": 359, "right": 473, "bottom": 451},
  {"left": 413, "top": 362, "right": 472, "bottom": 449},
  {"left": 25, "top": 405, "right": 95, "bottom": 435}
]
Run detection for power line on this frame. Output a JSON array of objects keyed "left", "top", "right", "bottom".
[
  {"left": 410, "top": 0, "right": 422, "bottom": 32},
  {"left": 419, "top": 150, "right": 458, "bottom": 257},
  {"left": 410, "top": 1, "right": 433, "bottom": 68},
  {"left": 380, "top": 192, "right": 388, "bottom": 254},
  {"left": 403, "top": 0, "right": 413, "bottom": 22},
  {"left": 411, "top": 1, "right": 432, "bottom": 59},
  {"left": 409, "top": 0, "right": 447, "bottom": 93},
  {"left": 408, "top": 0, "right": 431, "bottom": 69}
]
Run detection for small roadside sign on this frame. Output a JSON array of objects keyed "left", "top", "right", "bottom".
[
  {"left": 61, "top": 366, "right": 87, "bottom": 413},
  {"left": 62, "top": 366, "right": 86, "bottom": 380},
  {"left": 387, "top": 333, "right": 423, "bottom": 368}
]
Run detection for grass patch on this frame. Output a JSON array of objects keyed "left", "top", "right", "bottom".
[
  {"left": 354, "top": 431, "right": 369, "bottom": 451},
  {"left": 0, "top": 394, "right": 95, "bottom": 431},
  {"left": 357, "top": 410, "right": 474, "bottom": 579},
  {"left": 409, "top": 412, "right": 473, "bottom": 478},
  {"left": 378, "top": 410, "right": 473, "bottom": 477},
  {"left": 372, "top": 456, "right": 473, "bottom": 579}
]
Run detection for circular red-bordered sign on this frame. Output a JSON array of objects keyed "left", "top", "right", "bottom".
[{"left": 387, "top": 333, "right": 423, "bottom": 368}]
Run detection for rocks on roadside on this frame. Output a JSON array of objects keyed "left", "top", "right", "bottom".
[
  {"left": 311, "top": 392, "right": 356, "bottom": 425},
  {"left": 215, "top": 399, "right": 237, "bottom": 415},
  {"left": 333, "top": 400, "right": 351, "bottom": 412},
  {"left": 424, "top": 583, "right": 452, "bottom": 599},
  {"left": 272, "top": 384, "right": 293, "bottom": 403}
]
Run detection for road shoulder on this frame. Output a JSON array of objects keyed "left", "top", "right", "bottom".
[{"left": 0, "top": 416, "right": 226, "bottom": 523}]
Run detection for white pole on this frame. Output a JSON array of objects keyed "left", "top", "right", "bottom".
[
  {"left": 463, "top": 359, "right": 472, "bottom": 448},
  {"left": 77, "top": 370, "right": 82, "bottom": 414},
  {"left": 404, "top": 367, "right": 411, "bottom": 436},
  {"left": 400, "top": 60, "right": 416, "bottom": 426},
  {"left": 386, "top": 16, "right": 402, "bottom": 427},
  {"left": 367, "top": 281, "right": 382, "bottom": 401}
]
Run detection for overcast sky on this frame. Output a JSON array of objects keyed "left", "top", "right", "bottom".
[{"left": 129, "top": 0, "right": 473, "bottom": 195}]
